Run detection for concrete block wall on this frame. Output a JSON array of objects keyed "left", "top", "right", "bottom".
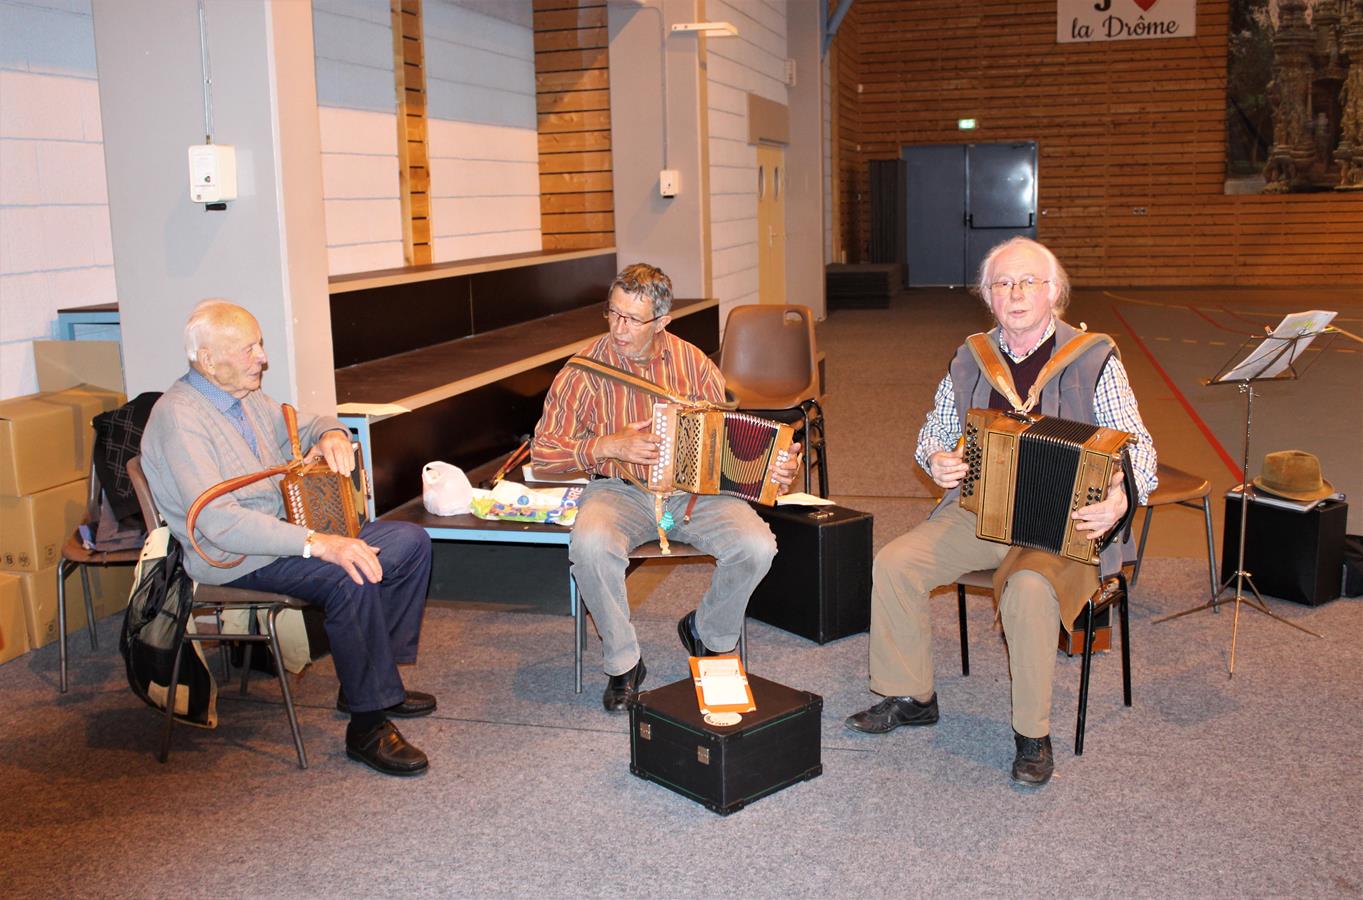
[
  {"left": 312, "top": 0, "right": 404, "bottom": 276},
  {"left": 424, "top": 0, "right": 540, "bottom": 262},
  {"left": 0, "top": 0, "right": 115, "bottom": 399},
  {"left": 706, "top": 0, "right": 788, "bottom": 328}
]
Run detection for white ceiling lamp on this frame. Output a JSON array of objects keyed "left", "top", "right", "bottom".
[{"left": 670, "top": 21, "right": 739, "bottom": 37}]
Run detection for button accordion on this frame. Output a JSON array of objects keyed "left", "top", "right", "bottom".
[
  {"left": 647, "top": 402, "right": 795, "bottom": 506},
  {"left": 959, "top": 408, "right": 1131, "bottom": 564}
]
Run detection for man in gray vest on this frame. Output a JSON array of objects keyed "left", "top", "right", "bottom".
[{"left": 844, "top": 238, "right": 1157, "bottom": 786}]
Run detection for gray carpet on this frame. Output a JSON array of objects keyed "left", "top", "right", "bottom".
[{"left": 3, "top": 292, "right": 1361, "bottom": 898}]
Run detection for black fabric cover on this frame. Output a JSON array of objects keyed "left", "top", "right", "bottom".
[{"left": 92, "top": 391, "right": 161, "bottom": 527}]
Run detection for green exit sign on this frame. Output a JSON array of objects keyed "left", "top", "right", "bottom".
[{"left": 958, "top": 118, "right": 977, "bottom": 130}]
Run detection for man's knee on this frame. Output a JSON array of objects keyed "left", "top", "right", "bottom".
[
  {"left": 568, "top": 518, "right": 626, "bottom": 567},
  {"left": 873, "top": 535, "right": 935, "bottom": 598},
  {"left": 999, "top": 570, "right": 1059, "bottom": 628}
]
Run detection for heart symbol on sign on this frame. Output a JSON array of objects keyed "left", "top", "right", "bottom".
[{"left": 1132, "top": 0, "right": 1158, "bottom": 10}]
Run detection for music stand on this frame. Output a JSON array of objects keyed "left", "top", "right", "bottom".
[{"left": 1153, "top": 313, "right": 1337, "bottom": 676}]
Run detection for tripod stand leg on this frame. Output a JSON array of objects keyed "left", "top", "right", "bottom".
[
  {"left": 1236, "top": 574, "right": 1323, "bottom": 639},
  {"left": 1152, "top": 572, "right": 1235, "bottom": 625}
]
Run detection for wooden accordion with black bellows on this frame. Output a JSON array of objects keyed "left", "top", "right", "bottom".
[
  {"left": 647, "top": 402, "right": 795, "bottom": 506},
  {"left": 959, "top": 408, "right": 1132, "bottom": 564}
]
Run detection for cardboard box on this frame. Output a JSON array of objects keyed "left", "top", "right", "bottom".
[
  {"left": 18, "top": 562, "right": 134, "bottom": 649},
  {"left": 34, "top": 340, "right": 125, "bottom": 395},
  {"left": 0, "top": 572, "right": 29, "bottom": 665},
  {"left": 0, "top": 478, "right": 88, "bottom": 573},
  {"left": 0, "top": 385, "right": 124, "bottom": 497}
]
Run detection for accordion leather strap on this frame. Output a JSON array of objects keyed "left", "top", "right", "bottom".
[
  {"left": 566, "top": 356, "right": 737, "bottom": 410},
  {"left": 966, "top": 330, "right": 1115, "bottom": 414},
  {"left": 185, "top": 402, "right": 308, "bottom": 569}
]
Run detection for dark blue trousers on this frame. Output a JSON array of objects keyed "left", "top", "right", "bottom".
[{"left": 228, "top": 521, "right": 432, "bottom": 714}]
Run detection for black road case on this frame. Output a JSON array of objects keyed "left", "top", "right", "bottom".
[
  {"left": 628, "top": 674, "right": 822, "bottom": 815},
  {"left": 1222, "top": 492, "right": 1347, "bottom": 606},
  {"left": 746, "top": 503, "right": 873, "bottom": 643}
]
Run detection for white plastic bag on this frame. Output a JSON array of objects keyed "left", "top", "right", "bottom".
[{"left": 422, "top": 461, "right": 473, "bottom": 516}]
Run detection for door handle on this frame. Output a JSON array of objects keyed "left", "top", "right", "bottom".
[
  {"left": 966, "top": 212, "right": 973, "bottom": 227},
  {"left": 1028, "top": 212, "right": 1035, "bottom": 228}
]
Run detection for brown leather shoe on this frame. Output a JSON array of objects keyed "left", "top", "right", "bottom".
[
  {"left": 1011, "top": 731, "right": 1054, "bottom": 786},
  {"left": 345, "top": 720, "right": 429, "bottom": 776},
  {"left": 337, "top": 689, "right": 437, "bottom": 718}
]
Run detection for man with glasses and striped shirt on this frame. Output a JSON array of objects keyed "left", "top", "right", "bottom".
[
  {"left": 532, "top": 263, "right": 801, "bottom": 712},
  {"left": 844, "top": 237, "right": 1157, "bottom": 787}
]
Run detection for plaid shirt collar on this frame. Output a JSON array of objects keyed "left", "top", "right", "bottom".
[{"left": 996, "top": 317, "right": 1057, "bottom": 364}]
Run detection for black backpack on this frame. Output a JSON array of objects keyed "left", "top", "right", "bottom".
[{"left": 119, "top": 531, "right": 217, "bottom": 728}]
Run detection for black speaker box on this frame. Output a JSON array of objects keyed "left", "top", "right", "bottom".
[
  {"left": 1221, "top": 491, "right": 1347, "bottom": 606},
  {"left": 747, "top": 503, "right": 873, "bottom": 643}
]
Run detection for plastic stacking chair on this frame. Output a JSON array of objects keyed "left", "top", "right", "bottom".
[
  {"left": 717, "top": 304, "right": 829, "bottom": 497},
  {"left": 1131, "top": 463, "right": 1217, "bottom": 601},
  {"left": 572, "top": 541, "right": 747, "bottom": 693},
  {"left": 954, "top": 569, "right": 1131, "bottom": 755},
  {"left": 126, "top": 457, "right": 309, "bottom": 769}
]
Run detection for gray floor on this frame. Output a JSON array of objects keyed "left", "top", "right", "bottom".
[{"left": 2, "top": 290, "right": 1361, "bottom": 898}]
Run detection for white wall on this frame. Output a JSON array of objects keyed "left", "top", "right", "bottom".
[
  {"left": 705, "top": 0, "right": 789, "bottom": 327},
  {"left": 313, "top": 0, "right": 404, "bottom": 276},
  {"left": 0, "top": 0, "right": 114, "bottom": 399},
  {"left": 423, "top": 0, "right": 540, "bottom": 261}
]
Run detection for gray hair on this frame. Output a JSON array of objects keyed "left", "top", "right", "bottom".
[
  {"left": 609, "top": 263, "right": 673, "bottom": 318},
  {"left": 183, "top": 298, "right": 243, "bottom": 362},
  {"left": 975, "top": 237, "right": 1072, "bottom": 316}
]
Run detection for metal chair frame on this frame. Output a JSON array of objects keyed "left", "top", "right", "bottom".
[{"left": 954, "top": 570, "right": 1131, "bottom": 755}]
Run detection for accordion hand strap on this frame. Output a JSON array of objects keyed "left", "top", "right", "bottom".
[
  {"left": 566, "top": 356, "right": 738, "bottom": 410},
  {"left": 185, "top": 403, "right": 306, "bottom": 569},
  {"left": 966, "top": 330, "right": 1116, "bottom": 414}
]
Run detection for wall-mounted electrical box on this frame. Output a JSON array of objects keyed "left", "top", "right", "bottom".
[
  {"left": 188, "top": 144, "right": 237, "bottom": 203},
  {"left": 659, "top": 169, "right": 680, "bottom": 198}
]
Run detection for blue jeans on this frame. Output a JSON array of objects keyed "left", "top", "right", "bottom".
[
  {"left": 228, "top": 520, "right": 432, "bottom": 713},
  {"left": 570, "top": 479, "right": 777, "bottom": 675}
]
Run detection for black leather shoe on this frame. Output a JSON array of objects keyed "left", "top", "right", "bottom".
[
  {"left": 345, "top": 720, "right": 429, "bottom": 776},
  {"left": 337, "top": 689, "right": 437, "bottom": 718},
  {"left": 677, "top": 611, "right": 717, "bottom": 657},
  {"left": 844, "top": 694, "right": 939, "bottom": 733},
  {"left": 1011, "top": 731, "right": 1054, "bottom": 786},
  {"left": 602, "top": 659, "right": 646, "bottom": 712}
]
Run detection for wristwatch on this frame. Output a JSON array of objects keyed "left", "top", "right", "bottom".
[{"left": 301, "top": 530, "right": 316, "bottom": 559}]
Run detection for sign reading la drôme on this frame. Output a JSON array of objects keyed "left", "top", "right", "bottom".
[{"left": 1057, "top": 0, "right": 1196, "bottom": 44}]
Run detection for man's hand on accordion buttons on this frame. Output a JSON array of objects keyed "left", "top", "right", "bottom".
[
  {"left": 769, "top": 442, "right": 803, "bottom": 494},
  {"left": 929, "top": 446, "right": 968, "bottom": 489},
  {"left": 309, "top": 429, "right": 356, "bottom": 476},
  {"left": 311, "top": 532, "right": 383, "bottom": 585},
  {"left": 602, "top": 418, "right": 663, "bottom": 465},
  {"left": 1072, "top": 468, "right": 1128, "bottom": 539}
]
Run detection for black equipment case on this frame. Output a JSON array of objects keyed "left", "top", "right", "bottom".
[
  {"left": 628, "top": 674, "right": 823, "bottom": 815},
  {"left": 1222, "top": 492, "right": 1347, "bottom": 606},
  {"left": 746, "top": 503, "right": 873, "bottom": 643}
]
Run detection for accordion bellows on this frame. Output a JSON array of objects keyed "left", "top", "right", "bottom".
[
  {"left": 648, "top": 403, "right": 795, "bottom": 506},
  {"left": 959, "top": 408, "right": 1131, "bottom": 564}
]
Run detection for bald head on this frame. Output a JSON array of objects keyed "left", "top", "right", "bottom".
[{"left": 185, "top": 299, "right": 268, "bottom": 398}]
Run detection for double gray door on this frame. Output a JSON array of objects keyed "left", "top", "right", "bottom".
[{"left": 902, "top": 142, "right": 1037, "bottom": 287}]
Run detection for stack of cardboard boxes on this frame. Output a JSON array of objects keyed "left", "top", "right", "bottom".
[{"left": 0, "top": 385, "right": 131, "bottom": 666}]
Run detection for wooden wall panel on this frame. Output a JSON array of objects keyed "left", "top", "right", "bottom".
[
  {"left": 834, "top": 0, "right": 1363, "bottom": 286},
  {"left": 533, "top": 0, "right": 614, "bottom": 251}
]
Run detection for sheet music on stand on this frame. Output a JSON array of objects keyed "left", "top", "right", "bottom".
[{"left": 1213, "top": 310, "right": 1336, "bottom": 383}]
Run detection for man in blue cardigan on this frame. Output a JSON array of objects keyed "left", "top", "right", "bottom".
[{"left": 140, "top": 300, "right": 435, "bottom": 776}]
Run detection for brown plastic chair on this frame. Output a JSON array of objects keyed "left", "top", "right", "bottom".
[
  {"left": 571, "top": 541, "right": 747, "bottom": 692},
  {"left": 717, "top": 304, "right": 828, "bottom": 497},
  {"left": 57, "top": 458, "right": 144, "bottom": 693},
  {"left": 1131, "top": 463, "right": 1217, "bottom": 600},
  {"left": 126, "top": 457, "right": 309, "bottom": 769},
  {"left": 955, "top": 569, "right": 1131, "bottom": 755}
]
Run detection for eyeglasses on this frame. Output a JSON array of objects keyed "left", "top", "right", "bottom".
[
  {"left": 603, "top": 305, "right": 662, "bottom": 328},
  {"left": 989, "top": 276, "right": 1052, "bottom": 296}
]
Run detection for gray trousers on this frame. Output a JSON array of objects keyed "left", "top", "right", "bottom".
[{"left": 570, "top": 479, "right": 777, "bottom": 676}]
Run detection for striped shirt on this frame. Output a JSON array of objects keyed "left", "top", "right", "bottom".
[
  {"left": 532, "top": 331, "right": 726, "bottom": 481},
  {"left": 914, "top": 321, "right": 1159, "bottom": 504}
]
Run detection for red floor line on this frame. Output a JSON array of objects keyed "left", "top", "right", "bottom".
[
  {"left": 1187, "top": 304, "right": 1254, "bottom": 335},
  {"left": 1110, "top": 303, "right": 1244, "bottom": 481}
]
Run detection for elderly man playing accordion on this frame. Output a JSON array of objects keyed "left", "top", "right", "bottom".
[
  {"left": 532, "top": 263, "right": 801, "bottom": 712},
  {"left": 845, "top": 238, "right": 1157, "bottom": 786}
]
